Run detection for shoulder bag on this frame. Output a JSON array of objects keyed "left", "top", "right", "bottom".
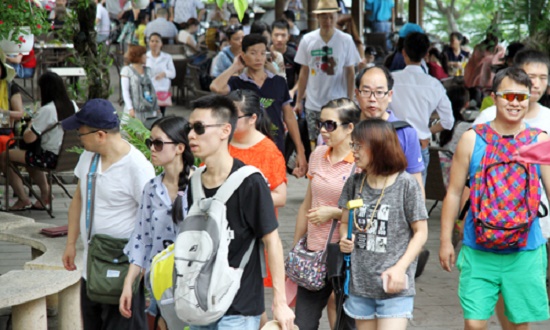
[{"left": 85, "top": 154, "right": 139, "bottom": 304}]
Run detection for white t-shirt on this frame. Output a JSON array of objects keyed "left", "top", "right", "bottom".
[
  {"left": 96, "top": 3, "right": 111, "bottom": 36},
  {"left": 177, "top": 30, "right": 197, "bottom": 57},
  {"left": 473, "top": 103, "right": 550, "bottom": 238},
  {"left": 146, "top": 51, "right": 176, "bottom": 92},
  {"left": 31, "top": 101, "right": 78, "bottom": 155},
  {"left": 294, "top": 29, "right": 361, "bottom": 111},
  {"left": 172, "top": 0, "right": 204, "bottom": 24},
  {"left": 75, "top": 147, "right": 156, "bottom": 279}
]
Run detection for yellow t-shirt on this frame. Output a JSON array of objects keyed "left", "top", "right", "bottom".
[{"left": 134, "top": 24, "right": 146, "bottom": 46}]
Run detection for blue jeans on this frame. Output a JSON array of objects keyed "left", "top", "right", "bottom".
[
  {"left": 344, "top": 294, "right": 414, "bottom": 320},
  {"left": 8, "top": 63, "right": 35, "bottom": 78},
  {"left": 421, "top": 146, "right": 429, "bottom": 187},
  {"left": 372, "top": 21, "right": 392, "bottom": 51},
  {"left": 189, "top": 315, "right": 261, "bottom": 330}
]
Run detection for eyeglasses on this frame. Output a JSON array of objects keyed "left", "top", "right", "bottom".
[
  {"left": 495, "top": 92, "right": 530, "bottom": 102},
  {"left": 77, "top": 129, "right": 105, "bottom": 137},
  {"left": 145, "top": 138, "right": 177, "bottom": 151},
  {"left": 238, "top": 114, "right": 253, "bottom": 119},
  {"left": 357, "top": 90, "right": 390, "bottom": 99},
  {"left": 318, "top": 120, "right": 348, "bottom": 133},
  {"left": 349, "top": 141, "right": 363, "bottom": 151},
  {"left": 184, "top": 122, "right": 225, "bottom": 135}
]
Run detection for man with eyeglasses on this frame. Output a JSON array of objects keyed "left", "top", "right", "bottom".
[
  {"left": 472, "top": 49, "right": 550, "bottom": 330},
  {"left": 293, "top": 0, "right": 361, "bottom": 145},
  {"left": 388, "top": 32, "right": 454, "bottom": 185},
  {"left": 440, "top": 67, "right": 550, "bottom": 330},
  {"left": 185, "top": 95, "right": 295, "bottom": 330},
  {"left": 61, "top": 99, "right": 155, "bottom": 329}
]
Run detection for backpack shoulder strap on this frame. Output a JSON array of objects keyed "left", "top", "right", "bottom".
[
  {"left": 214, "top": 165, "right": 262, "bottom": 204},
  {"left": 190, "top": 166, "right": 206, "bottom": 203},
  {"left": 391, "top": 120, "right": 411, "bottom": 130}
]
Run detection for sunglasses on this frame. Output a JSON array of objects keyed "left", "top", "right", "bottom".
[
  {"left": 322, "top": 46, "right": 330, "bottom": 63},
  {"left": 495, "top": 92, "right": 530, "bottom": 102},
  {"left": 145, "top": 138, "right": 177, "bottom": 151},
  {"left": 318, "top": 120, "right": 348, "bottom": 132},
  {"left": 184, "top": 122, "right": 225, "bottom": 135}
]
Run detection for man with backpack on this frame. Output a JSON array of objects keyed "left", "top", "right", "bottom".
[
  {"left": 440, "top": 67, "right": 550, "bottom": 329},
  {"left": 180, "top": 94, "right": 295, "bottom": 329}
]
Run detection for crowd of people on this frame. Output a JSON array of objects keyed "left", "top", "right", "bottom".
[{"left": 1, "top": 0, "right": 549, "bottom": 330}]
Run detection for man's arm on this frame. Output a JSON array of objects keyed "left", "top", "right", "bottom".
[
  {"left": 263, "top": 229, "right": 295, "bottom": 330},
  {"left": 434, "top": 91, "right": 455, "bottom": 132},
  {"left": 209, "top": 54, "right": 245, "bottom": 94},
  {"left": 293, "top": 65, "right": 309, "bottom": 115},
  {"left": 345, "top": 65, "right": 355, "bottom": 99},
  {"left": 283, "top": 103, "right": 307, "bottom": 178},
  {"left": 439, "top": 130, "right": 474, "bottom": 272},
  {"left": 197, "top": 8, "right": 206, "bottom": 21},
  {"left": 62, "top": 181, "right": 82, "bottom": 271}
]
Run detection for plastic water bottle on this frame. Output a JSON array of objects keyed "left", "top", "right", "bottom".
[{"left": 144, "top": 90, "right": 153, "bottom": 102}]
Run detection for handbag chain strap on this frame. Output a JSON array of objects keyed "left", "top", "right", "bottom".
[{"left": 86, "top": 154, "right": 100, "bottom": 241}]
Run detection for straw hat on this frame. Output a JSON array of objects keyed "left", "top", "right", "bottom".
[
  {"left": 312, "top": 0, "right": 341, "bottom": 14},
  {"left": 0, "top": 49, "right": 16, "bottom": 82},
  {"left": 261, "top": 320, "right": 299, "bottom": 330}
]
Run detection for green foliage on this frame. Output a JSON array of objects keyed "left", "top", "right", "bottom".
[{"left": 0, "top": 0, "right": 50, "bottom": 44}]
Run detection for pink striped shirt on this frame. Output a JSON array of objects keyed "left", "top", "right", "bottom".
[{"left": 306, "top": 145, "right": 356, "bottom": 251}]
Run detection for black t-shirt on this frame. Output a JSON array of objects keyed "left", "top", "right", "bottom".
[
  {"left": 187, "top": 159, "right": 278, "bottom": 316},
  {"left": 283, "top": 45, "right": 300, "bottom": 90},
  {"left": 228, "top": 75, "right": 291, "bottom": 154}
]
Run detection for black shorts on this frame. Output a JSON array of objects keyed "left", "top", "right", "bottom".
[{"left": 25, "top": 149, "right": 58, "bottom": 169}]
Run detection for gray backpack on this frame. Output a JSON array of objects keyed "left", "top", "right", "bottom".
[
  {"left": 173, "top": 165, "right": 261, "bottom": 325},
  {"left": 129, "top": 66, "right": 158, "bottom": 114}
]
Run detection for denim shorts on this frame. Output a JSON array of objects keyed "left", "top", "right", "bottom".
[
  {"left": 344, "top": 293, "right": 414, "bottom": 320},
  {"left": 189, "top": 314, "right": 261, "bottom": 330}
]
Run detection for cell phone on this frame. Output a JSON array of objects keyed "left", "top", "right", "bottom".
[
  {"left": 382, "top": 273, "right": 409, "bottom": 293},
  {"left": 266, "top": 51, "right": 272, "bottom": 61}
]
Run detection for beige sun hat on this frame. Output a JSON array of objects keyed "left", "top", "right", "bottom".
[
  {"left": 0, "top": 49, "right": 16, "bottom": 83},
  {"left": 261, "top": 320, "right": 299, "bottom": 330},
  {"left": 312, "top": 0, "right": 341, "bottom": 14}
]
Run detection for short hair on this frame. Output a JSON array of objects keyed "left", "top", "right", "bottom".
[
  {"left": 283, "top": 10, "right": 295, "bottom": 22},
  {"left": 156, "top": 7, "right": 168, "bottom": 17},
  {"left": 321, "top": 98, "right": 361, "bottom": 126},
  {"left": 125, "top": 45, "right": 147, "bottom": 64},
  {"left": 272, "top": 19, "right": 290, "bottom": 32},
  {"left": 449, "top": 32, "right": 463, "bottom": 44},
  {"left": 404, "top": 32, "right": 430, "bottom": 62},
  {"left": 225, "top": 24, "right": 243, "bottom": 40},
  {"left": 351, "top": 119, "right": 408, "bottom": 176},
  {"left": 513, "top": 49, "right": 550, "bottom": 74},
  {"left": 355, "top": 65, "right": 394, "bottom": 90},
  {"left": 492, "top": 67, "right": 532, "bottom": 92},
  {"left": 229, "top": 13, "right": 239, "bottom": 20},
  {"left": 242, "top": 34, "right": 267, "bottom": 53},
  {"left": 251, "top": 21, "right": 271, "bottom": 36},
  {"left": 191, "top": 95, "right": 238, "bottom": 139}
]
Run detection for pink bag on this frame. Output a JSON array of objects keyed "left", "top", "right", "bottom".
[
  {"left": 514, "top": 140, "right": 550, "bottom": 165},
  {"left": 156, "top": 91, "right": 172, "bottom": 107}
]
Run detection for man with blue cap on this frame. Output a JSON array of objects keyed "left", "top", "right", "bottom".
[
  {"left": 387, "top": 23, "right": 425, "bottom": 71},
  {"left": 61, "top": 99, "right": 155, "bottom": 329}
]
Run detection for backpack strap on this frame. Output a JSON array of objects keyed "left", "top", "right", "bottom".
[
  {"left": 190, "top": 166, "right": 207, "bottom": 203},
  {"left": 213, "top": 165, "right": 262, "bottom": 204},
  {"left": 391, "top": 120, "right": 411, "bottom": 130}
]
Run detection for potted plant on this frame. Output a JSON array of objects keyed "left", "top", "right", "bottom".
[{"left": 0, "top": 0, "right": 50, "bottom": 55}]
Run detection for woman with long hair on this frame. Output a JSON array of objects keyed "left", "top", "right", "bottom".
[
  {"left": 427, "top": 47, "right": 449, "bottom": 81},
  {"left": 120, "top": 116, "right": 194, "bottom": 328},
  {"left": 0, "top": 72, "right": 77, "bottom": 210},
  {"left": 293, "top": 98, "right": 360, "bottom": 330},
  {"left": 339, "top": 119, "right": 428, "bottom": 330},
  {"left": 146, "top": 33, "right": 176, "bottom": 117}
]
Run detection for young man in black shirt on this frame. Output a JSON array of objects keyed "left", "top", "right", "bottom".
[
  {"left": 271, "top": 20, "right": 301, "bottom": 100},
  {"left": 186, "top": 95, "right": 295, "bottom": 330}
]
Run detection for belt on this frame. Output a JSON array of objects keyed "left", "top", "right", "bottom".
[{"left": 419, "top": 139, "right": 430, "bottom": 149}]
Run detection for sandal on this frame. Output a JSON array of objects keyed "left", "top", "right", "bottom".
[
  {"left": 32, "top": 200, "right": 51, "bottom": 210},
  {"left": 9, "top": 200, "right": 33, "bottom": 211}
]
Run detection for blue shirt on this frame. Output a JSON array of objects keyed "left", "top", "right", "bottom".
[
  {"left": 228, "top": 70, "right": 292, "bottom": 153},
  {"left": 211, "top": 46, "right": 236, "bottom": 78},
  {"left": 365, "top": 0, "right": 394, "bottom": 22},
  {"left": 124, "top": 174, "right": 189, "bottom": 270},
  {"left": 463, "top": 126, "right": 545, "bottom": 253},
  {"left": 387, "top": 110, "right": 425, "bottom": 174}
]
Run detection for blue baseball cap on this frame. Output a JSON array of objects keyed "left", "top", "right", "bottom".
[
  {"left": 398, "top": 23, "right": 424, "bottom": 38},
  {"left": 62, "top": 99, "right": 120, "bottom": 130}
]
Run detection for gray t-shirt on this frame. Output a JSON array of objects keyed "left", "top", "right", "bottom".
[{"left": 338, "top": 171, "right": 428, "bottom": 299}]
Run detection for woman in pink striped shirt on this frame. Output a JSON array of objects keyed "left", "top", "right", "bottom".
[{"left": 293, "top": 98, "right": 360, "bottom": 330}]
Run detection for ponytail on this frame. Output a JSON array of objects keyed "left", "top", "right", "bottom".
[{"left": 172, "top": 146, "right": 194, "bottom": 224}]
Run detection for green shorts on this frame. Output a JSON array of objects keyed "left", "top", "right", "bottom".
[{"left": 457, "top": 245, "right": 549, "bottom": 324}]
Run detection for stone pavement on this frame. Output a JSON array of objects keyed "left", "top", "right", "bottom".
[{"left": 1, "top": 69, "right": 549, "bottom": 329}]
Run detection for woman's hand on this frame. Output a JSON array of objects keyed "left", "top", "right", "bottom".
[
  {"left": 119, "top": 283, "right": 134, "bottom": 318},
  {"left": 306, "top": 206, "right": 339, "bottom": 225},
  {"left": 381, "top": 266, "right": 408, "bottom": 294},
  {"left": 129, "top": 109, "right": 135, "bottom": 118},
  {"left": 155, "top": 72, "right": 166, "bottom": 80},
  {"left": 339, "top": 234, "right": 355, "bottom": 253}
]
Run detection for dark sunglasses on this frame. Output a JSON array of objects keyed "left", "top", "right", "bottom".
[
  {"left": 495, "top": 92, "right": 530, "bottom": 102},
  {"left": 322, "top": 46, "right": 330, "bottom": 63},
  {"left": 145, "top": 138, "right": 177, "bottom": 151},
  {"left": 318, "top": 120, "right": 348, "bottom": 132},
  {"left": 184, "top": 122, "right": 225, "bottom": 135}
]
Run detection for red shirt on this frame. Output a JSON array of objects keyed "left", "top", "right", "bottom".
[{"left": 22, "top": 49, "right": 36, "bottom": 69}]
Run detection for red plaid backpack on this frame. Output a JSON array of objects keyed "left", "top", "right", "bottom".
[{"left": 470, "top": 124, "right": 542, "bottom": 250}]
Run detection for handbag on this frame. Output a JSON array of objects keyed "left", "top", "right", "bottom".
[
  {"left": 156, "top": 91, "right": 172, "bottom": 107},
  {"left": 285, "top": 219, "right": 338, "bottom": 291},
  {"left": 85, "top": 154, "right": 138, "bottom": 304}
]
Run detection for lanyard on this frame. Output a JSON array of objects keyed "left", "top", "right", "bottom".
[{"left": 86, "top": 154, "right": 100, "bottom": 241}]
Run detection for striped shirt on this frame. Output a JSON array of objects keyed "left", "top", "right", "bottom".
[{"left": 307, "top": 145, "right": 356, "bottom": 251}]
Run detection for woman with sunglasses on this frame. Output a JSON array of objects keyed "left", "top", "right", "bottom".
[
  {"left": 338, "top": 119, "right": 428, "bottom": 330},
  {"left": 293, "top": 98, "right": 360, "bottom": 330},
  {"left": 227, "top": 89, "right": 287, "bottom": 327},
  {"left": 120, "top": 116, "right": 194, "bottom": 327}
]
